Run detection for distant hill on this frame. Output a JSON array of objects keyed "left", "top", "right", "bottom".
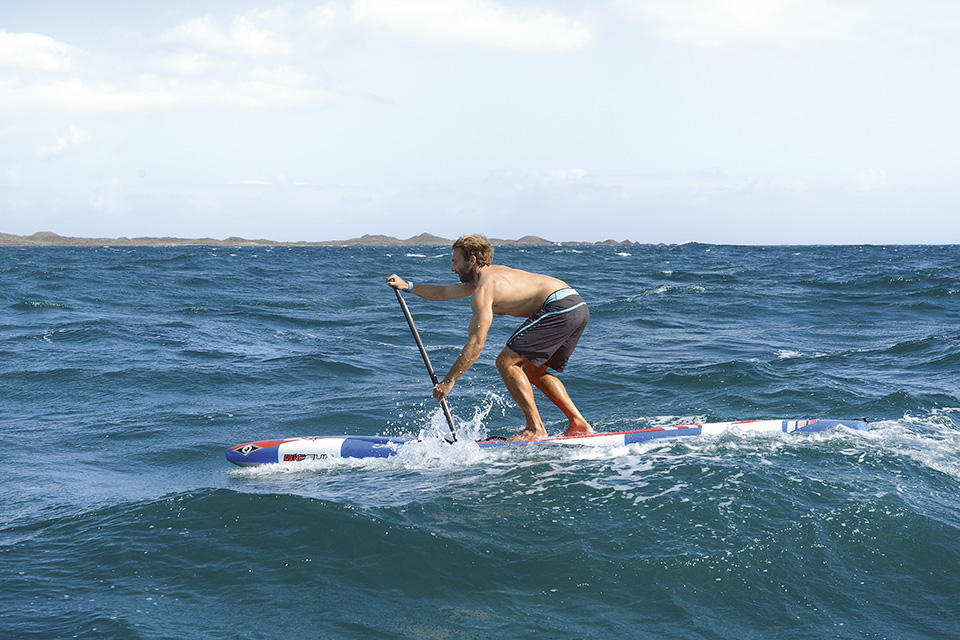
[{"left": 0, "top": 231, "right": 640, "bottom": 247}]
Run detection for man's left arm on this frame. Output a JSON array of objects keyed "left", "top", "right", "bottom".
[{"left": 434, "top": 286, "right": 494, "bottom": 401}]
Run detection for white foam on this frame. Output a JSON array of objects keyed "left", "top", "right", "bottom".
[
  {"left": 775, "top": 349, "right": 803, "bottom": 359},
  {"left": 863, "top": 413, "right": 960, "bottom": 483}
]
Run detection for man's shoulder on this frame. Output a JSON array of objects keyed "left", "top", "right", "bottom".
[
  {"left": 476, "top": 265, "right": 516, "bottom": 287},
  {"left": 482, "top": 264, "right": 525, "bottom": 279}
]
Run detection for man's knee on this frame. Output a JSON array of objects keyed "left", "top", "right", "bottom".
[
  {"left": 496, "top": 347, "right": 525, "bottom": 376},
  {"left": 521, "top": 361, "right": 547, "bottom": 385}
]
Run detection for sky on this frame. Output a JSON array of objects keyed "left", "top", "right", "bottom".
[{"left": 1, "top": 0, "right": 959, "bottom": 244}]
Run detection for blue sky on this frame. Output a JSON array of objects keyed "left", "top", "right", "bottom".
[{"left": 2, "top": 0, "right": 958, "bottom": 243}]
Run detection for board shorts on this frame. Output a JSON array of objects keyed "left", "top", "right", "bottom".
[{"left": 505, "top": 288, "right": 589, "bottom": 373}]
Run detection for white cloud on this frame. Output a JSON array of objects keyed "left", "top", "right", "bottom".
[
  {"left": 354, "top": 0, "right": 591, "bottom": 50},
  {"left": 307, "top": 3, "right": 353, "bottom": 32},
  {"left": 634, "top": 0, "right": 861, "bottom": 48},
  {"left": 633, "top": 0, "right": 960, "bottom": 50},
  {"left": 0, "top": 9, "right": 321, "bottom": 113},
  {"left": 0, "top": 74, "right": 325, "bottom": 112},
  {"left": 233, "top": 14, "right": 294, "bottom": 56},
  {"left": 0, "top": 2, "right": 594, "bottom": 114},
  {"left": 38, "top": 126, "right": 90, "bottom": 159},
  {"left": 162, "top": 12, "right": 293, "bottom": 57},
  {"left": 1, "top": 78, "right": 172, "bottom": 112},
  {"left": 246, "top": 64, "right": 309, "bottom": 86},
  {"left": 0, "top": 30, "right": 74, "bottom": 70},
  {"left": 163, "top": 52, "right": 215, "bottom": 76},
  {"left": 163, "top": 16, "right": 225, "bottom": 50}
]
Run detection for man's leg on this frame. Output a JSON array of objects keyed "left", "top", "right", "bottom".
[
  {"left": 496, "top": 347, "right": 548, "bottom": 440},
  {"left": 522, "top": 362, "right": 593, "bottom": 436}
]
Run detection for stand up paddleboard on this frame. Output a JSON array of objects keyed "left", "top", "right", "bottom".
[
  {"left": 226, "top": 418, "right": 868, "bottom": 466},
  {"left": 225, "top": 290, "right": 868, "bottom": 467}
]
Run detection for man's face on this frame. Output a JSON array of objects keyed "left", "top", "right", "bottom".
[{"left": 451, "top": 248, "right": 474, "bottom": 283}]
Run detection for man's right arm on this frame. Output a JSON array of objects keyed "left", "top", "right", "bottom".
[{"left": 386, "top": 274, "right": 474, "bottom": 300}]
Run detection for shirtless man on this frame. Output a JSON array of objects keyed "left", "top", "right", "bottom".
[{"left": 386, "top": 234, "right": 593, "bottom": 441}]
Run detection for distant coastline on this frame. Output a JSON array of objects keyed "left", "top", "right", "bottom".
[{"left": 0, "top": 231, "right": 641, "bottom": 248}]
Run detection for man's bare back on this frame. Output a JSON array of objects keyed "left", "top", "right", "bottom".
[{"left": 475, "top": 264, "right": 570, "bottom": 318}]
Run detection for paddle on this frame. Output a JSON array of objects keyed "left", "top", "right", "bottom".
[{"left": 394, "top": 288, "right": 458, "bottom": 442}]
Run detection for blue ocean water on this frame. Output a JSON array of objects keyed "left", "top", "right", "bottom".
[{"left": 2, "top": 243, "right": 959, "bottom": 639}]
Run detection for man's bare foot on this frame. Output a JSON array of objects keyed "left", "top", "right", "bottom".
[
  {"left": 507, "top": 428, "right": 549, "bottom": 442},
  {"left": 562, "top": 422, "right": 594, "bottom": 437}
]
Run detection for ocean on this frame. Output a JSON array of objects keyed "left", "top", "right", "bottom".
[{"left": 2, "top": 243, "right": 959, "bottom": 639}]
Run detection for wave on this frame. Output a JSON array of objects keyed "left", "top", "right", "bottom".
[
  {"left": 5, "top": 244, "right": 960, "bottom": 640},
  {"left": 10, "top": 300, "right": 72, "bottom": 311}
]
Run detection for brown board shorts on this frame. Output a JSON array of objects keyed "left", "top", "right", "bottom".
[{"left": 505, "top": 288, "right": 588, "bottom": 372}]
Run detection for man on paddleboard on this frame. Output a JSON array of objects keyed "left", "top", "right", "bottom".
[{"left": 386, "top": 234, "right": 593, "bottom": 441}]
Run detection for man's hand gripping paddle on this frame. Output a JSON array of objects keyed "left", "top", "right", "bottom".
[{"left": 394, "top": 288, "right": 458, "bottom": 442}]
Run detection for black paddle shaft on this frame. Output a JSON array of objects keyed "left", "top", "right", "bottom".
[{"left": 394, "top": 288, "right": 458, "bottom": 441}]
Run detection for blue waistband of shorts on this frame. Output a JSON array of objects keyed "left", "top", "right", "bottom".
[{"left": 544, "top": 288, "right": 578, "bottom": 305}]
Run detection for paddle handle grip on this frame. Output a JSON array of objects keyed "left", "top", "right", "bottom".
[{"left": 394, "top": 288, "right": 458, "bottom": 441}]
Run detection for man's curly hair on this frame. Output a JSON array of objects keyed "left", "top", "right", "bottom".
[{"left": 453, "top": 234, "right": 494, "bottom": 267}]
